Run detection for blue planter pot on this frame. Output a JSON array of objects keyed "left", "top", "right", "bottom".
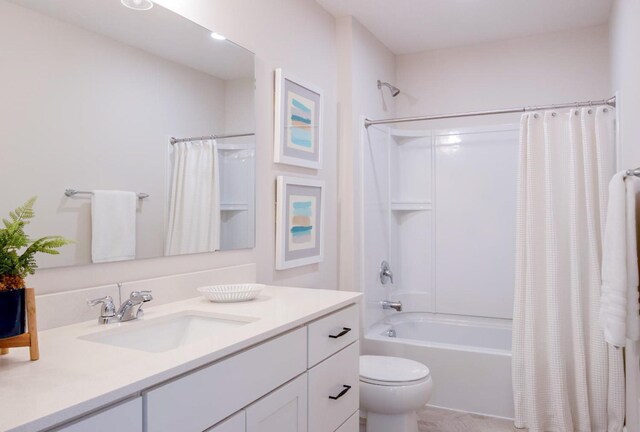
[{"left": 0, "top": 288, "right": 26, "bottom": 339}]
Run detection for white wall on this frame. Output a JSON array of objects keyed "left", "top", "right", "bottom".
[
  {"left": 0, "top": 0, "right": 227, "bottom": 268},
  {"left": 610, "top": 0, "right": 640, "bottom": 168},
  {"left": 396, "top": 25, "right": 611, "bottom": 129},
  {"left": 24, "top": 0, "right": 340, "bottom": 293},
  {"left": 336, "top": 17, "right": 396, "bottom": 328}
]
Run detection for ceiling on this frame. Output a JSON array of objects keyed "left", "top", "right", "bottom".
[
  {"left": 10, "top": 0, "right": 254, "bottom": 80},
  {"left": 316, "top": 0, "right": 614, "bottom": 54}
]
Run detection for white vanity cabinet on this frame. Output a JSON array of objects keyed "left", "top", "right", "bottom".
[
  {"left": 336, "top": 412, "right": 360, "bottom": 432},
  {"left": 205, "top": 412, "right": 246, "bottom": 432},
  {"left": 308, "top": 342, "right": 360, "bottom": 432},
  {"left": 204, "top": 376, "right": 308, "bottom": 432},
  {"left": 46, "top": 303, "right": 360, "bottom": 432},
  {"left": 307, "top": 305, "right": 360, "bottom": 432},
  {"left": 145, "top": 328, "right": 307, "bottom": 432},
  {"left": 53, "top": 398, "right": 142, "bottom": 432},
  {"left": 246, "top": 374, "right": 308, "bottom": 432},
  {"left": 148, "top": 304, "right": 360, "bottom": 432},
  {"left": 307, "top": 305, "right": 359, "bottom": 367}
]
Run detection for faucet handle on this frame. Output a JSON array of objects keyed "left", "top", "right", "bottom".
[
  {"left": 380, "top": 260, "right": 394, "bottom": 284},
  {"left": 128, "top": 291, "right": 153, "bottom": 319},
  {"left": 130, "top": 290, "right": 153, "bottom": 302},
  {"left": 87, "top": 296, "right": 117, "bottom": 319}
]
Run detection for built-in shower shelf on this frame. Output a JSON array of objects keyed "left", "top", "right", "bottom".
[
  {"left": 221, "top": 203, "right": 249, "bottom": 211},
  {"left": 390, "top": 201, "right": 432, "bottom": 211},
  {"left": 390, "top": 128, "right": 431, "bottom": 142}
]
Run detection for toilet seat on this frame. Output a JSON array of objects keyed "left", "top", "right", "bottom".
[{"left": 360, "top": 355, "right": 430, "bottom": 386}]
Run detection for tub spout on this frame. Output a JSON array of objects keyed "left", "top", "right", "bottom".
[{"left": 381, "top": 300, "right": 403, "bottom": 312}]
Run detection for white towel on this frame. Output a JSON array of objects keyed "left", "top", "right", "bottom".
[
  {"left": 626, "top": 176, "right": 640, "bottom": 341},
  {"left": 600, "top": 172, "right": 640, "bottom": 347},
  {"left": 91, "top": 190, "right": 137, "bottom": 263}
]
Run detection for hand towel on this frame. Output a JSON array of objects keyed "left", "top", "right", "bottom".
[
  {"left": 600, "top": 172, "right": 640, "bottom": 347},
  {"left": 91, "top": 190, "right": 137, "bottom": 263},
  {"left": 625, "top": 176, "right": 640, "bottom": 342}
]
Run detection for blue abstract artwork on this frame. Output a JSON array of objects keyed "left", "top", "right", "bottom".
[
  {"left": 288, "top": 195, "right": 316, "bottom": 251},
  {"left": 286, "top": 92, "right": 315, "bottom": 153}
]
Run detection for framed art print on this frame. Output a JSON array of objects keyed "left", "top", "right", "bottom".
[
  {"left": 274, "top": 69, "right": 323, "bottom": 169},
  {"left": 276, "top": 176, "right": 325, "bottom": 269}
]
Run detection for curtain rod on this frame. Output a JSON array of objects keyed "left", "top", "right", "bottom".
[
  {"left": 170, "top": 132, "right": 255, "bottom": 145},
  {"left": 364, "top": 96, "right": 617, "bottom": 127}
]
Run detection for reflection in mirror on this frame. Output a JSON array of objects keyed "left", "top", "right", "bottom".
[{"left": 0, "top": 0, "right": 256, "bottom": 268}]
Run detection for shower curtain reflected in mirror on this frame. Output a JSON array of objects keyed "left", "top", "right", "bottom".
[
  {"left": 165, "top": 139, "right": 220, "bottom": 256},
  {"left": 512, "top": 107, "right": 624, "bottom": 431}
]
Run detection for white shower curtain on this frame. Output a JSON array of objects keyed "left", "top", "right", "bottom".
[
  {"left": 165, "top": 139, "right": 220, "bottom": 256},
  {"left": 512, "top": 107, "right": 624, "bottom": 432}
]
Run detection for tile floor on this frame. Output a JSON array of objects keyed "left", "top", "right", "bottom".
[{"left": 360, "top": 406, "right": 515, "bottom": 432}]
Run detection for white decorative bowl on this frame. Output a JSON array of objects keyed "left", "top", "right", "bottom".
[{"left": 197, "top": 284, "right": 264, "bottom": 303}]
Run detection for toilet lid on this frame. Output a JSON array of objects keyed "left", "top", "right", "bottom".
[{"left": 360, "top": 355, "right": 430, "bottom": 385}]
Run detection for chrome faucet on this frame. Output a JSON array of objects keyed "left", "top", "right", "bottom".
[
  {"left": 380, "top": 261, "right": 394, "bottom": 284},
  {"left": 381, "top": 300, "right": 403, "bottom": 312},
  {"left": 88, "top": 290, "right": 153, "bottom": 324}
]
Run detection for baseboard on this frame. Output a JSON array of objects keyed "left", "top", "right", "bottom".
[{"left": 426, "top": 403, "right": 514, "bottom": 422}]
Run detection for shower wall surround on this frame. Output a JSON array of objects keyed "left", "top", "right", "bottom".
[{"left": 362, "top": 124, "right": 519, "bottom": 327}]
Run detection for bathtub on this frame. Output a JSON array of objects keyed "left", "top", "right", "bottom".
[{"left": 362, "top": 312, "right": 514, "bottom": 419}]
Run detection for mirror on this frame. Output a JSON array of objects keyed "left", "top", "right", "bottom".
[{"left": 0, "top": 0, "right": 256, "bottom": 268}]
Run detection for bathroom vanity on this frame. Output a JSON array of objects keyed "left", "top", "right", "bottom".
[{"left": 0, "top": 286, "right": 361, "bottom": 432}]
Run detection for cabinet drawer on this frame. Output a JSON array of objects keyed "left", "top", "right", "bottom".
[
  {"left": 335, "top": 411, "right": 359, "bottom": 432},
  {"left": 308, "top": 341, "right": 360, "bottom": 432},
  {"left": 55, "top": 398, "right": 142, "bottom": 432},
  {"left": 145, "top": 328, "right": 307, "bottom": 432},
  {"left": 307, "top": 305, "right": 359, "bottom": 367},
  {"left": 205, "top": 411, "right": 245, "bottom": 432}
]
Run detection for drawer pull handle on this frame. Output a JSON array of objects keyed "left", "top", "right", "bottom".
[
  {"left": 328, "top": 327, "right": 352, "bottom": 339},
  {"left": 329, "top": 385, "right": 352, "bottom": 400}
]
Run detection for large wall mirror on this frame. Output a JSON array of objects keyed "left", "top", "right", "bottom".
[{"left": 1, "top": 0, "right": 256, "bottom": 268}]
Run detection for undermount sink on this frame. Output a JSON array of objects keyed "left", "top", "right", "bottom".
[{"left": 79, "top": 311, "right": 257, "bottom": 353}]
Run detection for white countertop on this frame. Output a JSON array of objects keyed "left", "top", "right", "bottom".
[{"left": 0, "top": 286, "right": 361, "bottom": 432}]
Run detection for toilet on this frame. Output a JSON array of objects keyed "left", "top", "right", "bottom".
[{"left": 359, "top": 355, "right": 432, "bottom": 432}]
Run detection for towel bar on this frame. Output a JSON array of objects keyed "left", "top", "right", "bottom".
[{"left": 64, "top": 189, "right": 149, "bottom": 200}]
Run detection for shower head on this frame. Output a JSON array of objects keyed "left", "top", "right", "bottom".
[{"left": 377, "top": 80, "right": 400, "bottom": 97}]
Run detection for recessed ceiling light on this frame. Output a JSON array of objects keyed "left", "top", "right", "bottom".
[
  {"left": 210, "top": 32, "right": 227, "bottom": 41},
  {"left": 121, "top": 0, "right": 153, "bottom": 11}
]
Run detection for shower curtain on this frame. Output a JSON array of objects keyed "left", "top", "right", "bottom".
[
  {"left": 165, "top": 139, "right": 220, "bottom": 256},
  {"left": 512, "top": 107, "right": 624, "bottom": 431}
]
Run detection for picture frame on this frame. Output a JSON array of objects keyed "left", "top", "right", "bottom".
[
  {"left": 275, "top": 176, "right": 325, "bottom": 269},
  {"left": 274, "top": 69, "right": 323, "bottom": 169}
]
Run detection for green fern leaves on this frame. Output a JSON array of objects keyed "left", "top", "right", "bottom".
[
  {"left": 5, "top": 196, "right": 36, "bottom": 225},
  {"left": 0, "top": 197, "right": 72, "bottom": 284}
]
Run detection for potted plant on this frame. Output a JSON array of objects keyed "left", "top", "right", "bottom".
[{"left": 0, "top": 197, "right": 71, "bottom": 339}]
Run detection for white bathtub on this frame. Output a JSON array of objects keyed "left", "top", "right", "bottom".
[{"left": 362, "top": 312, "right": 514, "bottom": 419}]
